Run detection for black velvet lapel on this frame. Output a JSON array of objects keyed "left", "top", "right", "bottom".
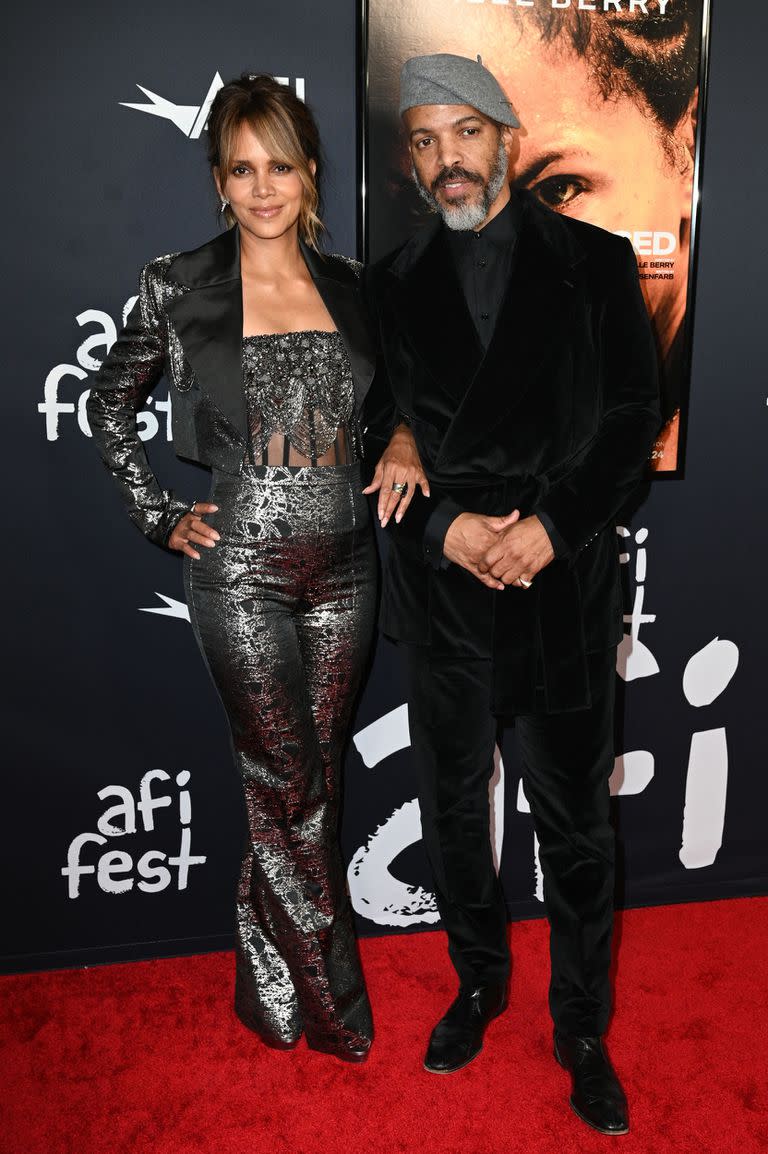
[
  {"left": 166, "top": 228, "right": 246, "bottom": 439},
  {"left": 436, "top": 195, "right": 587, "bottom": 466},
  {"left": 301, "top": 244, "right": 376, "bottom": 412},
  {"left": 387, "top": 220, "right": 483, "bottom": 409}
]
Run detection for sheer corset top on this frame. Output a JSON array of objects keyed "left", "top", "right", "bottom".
[{"left": 242, "top": 330, "right": 362, "bottom": 467}]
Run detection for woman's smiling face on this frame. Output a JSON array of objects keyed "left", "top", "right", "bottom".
[{"left": 215, "top": 121, "right": 309, "bottom": 245}]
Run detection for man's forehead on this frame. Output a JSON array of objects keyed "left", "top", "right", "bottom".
[{"left": 404, "top": 104, "right": 488, "bottom": 133}]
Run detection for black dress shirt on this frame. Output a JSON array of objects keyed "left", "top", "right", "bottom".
[
  {"left": 444, "top": 193, "right": 521, "bottom": 350},
  {"left": 423, "top": 191, "right": 567, "bottom": 564}
]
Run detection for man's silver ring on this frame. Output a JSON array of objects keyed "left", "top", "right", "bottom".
[
  {"left": 190, "top": 502, "right": 197, "bottom": 517},
  {"left": 392, "top": 481, "right": 408, "bottom": 495},
  {"left": 519, "top": 577, "right": 533, "bottom": 589}
]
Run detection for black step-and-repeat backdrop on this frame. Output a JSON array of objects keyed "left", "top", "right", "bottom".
[{"left": 4, "top": 0, "right": 767, "bottom": 973}]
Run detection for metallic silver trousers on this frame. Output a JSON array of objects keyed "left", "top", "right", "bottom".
[{"left": 185, "top": 463, "right": 376, "bottom": 1056}]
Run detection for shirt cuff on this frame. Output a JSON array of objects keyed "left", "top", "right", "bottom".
[
  {"left": 423, "top": 499, "right": 464, "bottom": 571},
  {"left": 535, "top": 509, "right": 569, "bottom": 560}
]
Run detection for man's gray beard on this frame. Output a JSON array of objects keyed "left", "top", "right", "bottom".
[{"left": 412, "top": 141, "right": 509, "bottom": 231}]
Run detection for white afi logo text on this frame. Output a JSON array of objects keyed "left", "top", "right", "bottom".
[
  {"left": 62, "top": 770, "right": 206, "bottom": 898},
  {"left": 38, "top": 299, "right": 171, "bottom": 443},
  {"left": 120, "top": 72, "right": 306, "bottom": 138}
]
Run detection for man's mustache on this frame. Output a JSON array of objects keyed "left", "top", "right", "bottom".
[{"left": 432, "top": 166, "right": 483, "bottom": 193}]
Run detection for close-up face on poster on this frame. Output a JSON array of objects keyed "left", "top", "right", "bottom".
[{"left": 364, "top": 0, "right": 709, "bottom": 473}]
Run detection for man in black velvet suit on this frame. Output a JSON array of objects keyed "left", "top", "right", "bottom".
[{"left": 363, "top": 54, "right": 660, "bottom": 1135}]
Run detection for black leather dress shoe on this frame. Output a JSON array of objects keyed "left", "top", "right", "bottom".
[
  {"left": 307, "top": 1035, "right": 372, "bottom": 1064},
  {"left": 554, "top": 1032, "right": 629, "bottom": 1135},
  {"left": 424, "top": 984, "right": 507, "bottom": 1074}
]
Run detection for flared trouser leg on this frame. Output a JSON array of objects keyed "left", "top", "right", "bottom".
[{"left": 185, "top": 466, "right": 375, "bottom": 1054}]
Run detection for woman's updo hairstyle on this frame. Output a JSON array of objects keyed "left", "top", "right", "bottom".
[{"left": 207, "top": 73, "right": 324, "bottom": 249}]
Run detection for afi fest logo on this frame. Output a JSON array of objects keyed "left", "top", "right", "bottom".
[
  {"left": 37, "top": 297, "right": 175, "bottom": 445},
  {"left": 119, "top": 73, "right": 306, "bottom": 138},
  {"left": 62, "top": 770, "right": 206, "bottom": 898}
]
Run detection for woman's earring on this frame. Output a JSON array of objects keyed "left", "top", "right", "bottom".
[{"left": 219, "top": 198, "right": 230, "bottom": 214}]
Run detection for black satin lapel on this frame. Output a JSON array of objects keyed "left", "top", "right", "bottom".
[
  {"left": 436, "top": 221, "right": 575, "bottom": 466},
  {"left": 299, "top": 244, "right": 376, "bottom": 411},
  {"left": 166, "top": 225, "right": 240, "bottom": 288},
  {"left": 315, "top": 277, "right": 376, "bottom": 411},
  {"left": 166, "top": 278, "right": 246, "bottom": 439},
  {"left": 389, "top": 232, "right": 482, "bottom": 404}
]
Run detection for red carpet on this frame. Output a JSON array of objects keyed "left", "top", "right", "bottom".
[{"left": 2, "top": 898, "right": 767, "bottom": 1154}]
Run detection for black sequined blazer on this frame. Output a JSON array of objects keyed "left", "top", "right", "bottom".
[{"left": 87, "top": 227, "right": 376, "bottom": 546}]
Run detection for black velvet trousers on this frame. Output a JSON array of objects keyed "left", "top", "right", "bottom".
[{"left": 404, "top": 645, "right": 617, "bottom": 1036}]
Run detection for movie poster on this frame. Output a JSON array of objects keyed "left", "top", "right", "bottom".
[{"left": 364, "top": 0, "right": 710, "bottom": 473}]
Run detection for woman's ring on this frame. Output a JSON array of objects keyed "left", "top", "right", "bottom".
[
  {"left": 190, "top": 502, "right": 197, "bottom": 517},
  {"left": 391, "top": 481, "right": 408, "bottom": 495},
  {"left": 519, "top": 577, "right": 533, "bottom": 588}
]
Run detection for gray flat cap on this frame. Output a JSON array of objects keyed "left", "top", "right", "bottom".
[{"left": 399, "top": 52, "right": 519, "bottom": 128}]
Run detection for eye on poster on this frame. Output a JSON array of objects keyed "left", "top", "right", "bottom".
[{"left": 362, "top": 0, "right": 710, "bottom": 473}]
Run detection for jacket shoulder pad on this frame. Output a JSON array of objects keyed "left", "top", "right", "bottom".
[{"left": 141, "top": 252, "right": 181, "bottom": 286}]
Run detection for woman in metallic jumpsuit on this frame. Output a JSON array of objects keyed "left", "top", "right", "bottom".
[{"left": 87, "top": 75, "right": 424, "bottom": 1063}]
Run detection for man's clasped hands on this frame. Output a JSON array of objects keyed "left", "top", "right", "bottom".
[{"left": 363, "top": 422, "right": 555, "bottom": 592}]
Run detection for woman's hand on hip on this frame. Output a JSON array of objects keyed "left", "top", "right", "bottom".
[
  {"left": 168, "top": 503, "right": 220, "bottom": 560},
  {"left": 363, "top": 423, "right": 430, "bottom": 527}
]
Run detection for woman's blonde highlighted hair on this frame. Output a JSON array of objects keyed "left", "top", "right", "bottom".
[{"left": 207, "top": 74, "right": 324, "bottom": 249}]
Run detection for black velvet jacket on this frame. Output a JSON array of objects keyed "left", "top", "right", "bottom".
[
  {"left": 363, "top": 191, "right": 661, "bottom": 715},
  {"left": 87, "top": 227, "right": 376, "bottom": 545}
]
